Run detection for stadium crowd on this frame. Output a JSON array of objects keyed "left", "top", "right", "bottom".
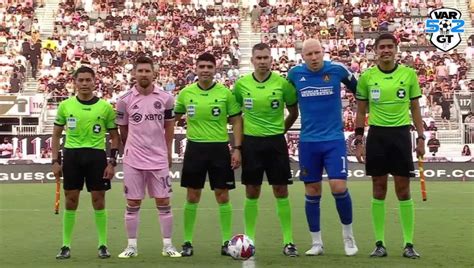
[
  {"left": 0, "top": 0, "right": 41, "bottom": 94},
  {"left": 34, "top": 0, "right": 241, "bottom": 106},
  {"left": 250, "top": 0, "right": 473, "bottom": 131}
]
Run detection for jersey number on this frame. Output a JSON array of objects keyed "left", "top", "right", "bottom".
[{"left": 341, "top": 156, "right": 347, "bottom": 173}]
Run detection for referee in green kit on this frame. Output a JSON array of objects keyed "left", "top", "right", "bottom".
[
  {"left": 354, "top": 33, "right": 425, "bottom": 259},
  {"left": 52, "top": 66, "right": 120, "bottom": 259}
]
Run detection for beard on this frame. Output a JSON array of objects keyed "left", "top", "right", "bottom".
[{"left": 138, "top": 79, "right": 151, "bottom": 88}]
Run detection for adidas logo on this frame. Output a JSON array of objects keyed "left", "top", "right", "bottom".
[
  {"left": 132, "top": 104, "right": 139, "bottom": 109},
  {"left": 300, "top": 77, "right": 306, "bottom": 82}
]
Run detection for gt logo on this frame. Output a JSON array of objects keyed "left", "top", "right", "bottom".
[{"left": 425, "top": 8, "right": 464, "bottom": 52}]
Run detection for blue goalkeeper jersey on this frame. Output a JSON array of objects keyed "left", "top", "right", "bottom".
[{"left": 287, "top": 61, "right": 357, "bottom": 142}]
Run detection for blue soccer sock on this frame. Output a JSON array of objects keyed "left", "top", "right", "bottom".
[
  {"left": 305, "top": 195, "right": 321, "bottom": 232},
  {"left": 333, "top": 189, "right": 353, "bottom": 225}
]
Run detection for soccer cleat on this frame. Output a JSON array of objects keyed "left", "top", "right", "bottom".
[
  {"left": 118, "top": 246, "right": 138, "bottom": 258},
  {"left": 403, "top": 243, "right": 420, "bottom": 259},
  {"left": 98, "top": 245, "right": 111, "bottom": 259},
  {"left": 180, "top": 241, "right": 193, "bottom": 257},
  {"left": 370, "top": 241, "right": 387, "bottom": 257},
  {"left": 221, "top": 240, "right": 231, "bottom": 256},
  {"left": 305, "top": 243, "right": 324, "bottom": 256},
  {"left": 283, "top": 243, "right": 299, "bottom": 257},
  {"left": 162, "top": 245, "right": 182, "bottom": 258},
  {"left": 56, "top": 246, "right": 71, "bottom": 259},
  {"left": 343, "top": 236, "right": 358, "bottom": 256}
]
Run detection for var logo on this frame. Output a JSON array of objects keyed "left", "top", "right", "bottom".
[{"left": 425, "top": 8, "right": 465, "bottom": 52}]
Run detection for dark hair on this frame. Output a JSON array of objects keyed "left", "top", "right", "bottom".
[
  {"left": 252, "top": 43, "right": 271, "bottom": 55},
  {"left": 196, "top": 52, "right": 216, "bottom": 66},
  {"left": 73, "top": 66, "right": 95, "bottom": 78},
  {"left": 374, "top": 33, "right": 398, "bottom": 48},
  {"left": 134, "top": 55, "right": 154, "bottom": 70}
]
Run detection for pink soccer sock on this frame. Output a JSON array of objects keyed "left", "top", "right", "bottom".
[
  {"left": 125, "top": 206, "right": 140, "bottom": 239},
  {"left": 157, "top": 205, "right": 173, "bottom": 239}
]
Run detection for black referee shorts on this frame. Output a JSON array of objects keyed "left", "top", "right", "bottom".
[
  {"left": 181, "top": 141, "right": 235, "bottom": 190},
  {"left": 366, "top": 126, "right": 415, "bottom": 178},
  {"left": 62, "top": 148, "right": 110, "bottom": 192},
  {"left": 241, "top": 134, "right": 292, "bottom": 185}
]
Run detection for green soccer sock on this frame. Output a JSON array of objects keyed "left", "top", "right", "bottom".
[
  {"left": 371, "top": 198, "right": 386, "bottom": 244},
  {"left": 219, "top": 202, "right": 232, "bottom": 244},
  {"left": 399, "top": 199, "right": 415, "bottom": 245},
  {"left": 184, "top": 202, "right": 198, "bottom": 243},
  {"left": 276, "top": 197, "right": 293, "bottom": 245},
  {"left": 94, "top": 209, "right": 108, "bottom": 247},
  {"left": 62, "top": 210, "right": 76, "bottom": 247},
  {"left": 244, "top": 198, "right": 258, "bottom": 242}
]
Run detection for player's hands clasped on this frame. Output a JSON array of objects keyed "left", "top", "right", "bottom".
[{"left": 231, "top": 149, "right": 241, "bottom": 170}]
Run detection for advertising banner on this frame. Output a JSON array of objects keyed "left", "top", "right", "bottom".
[
  {"left": 0, "top": 162, "right": 472, "bottom": 183},
  {"left": 0, "top": 95, "right": 30, "bottom": 116}
]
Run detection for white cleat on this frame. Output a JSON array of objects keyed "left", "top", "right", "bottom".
[
  {"left": 118, "top": 246, "right": 138, "bottom": 258},
  {"left": 305, "top": 243, "right": 324, "bottom": 256},
  {"left": 343, "top": 236, "right": 358, "bottom": 256},
  {"left": 162, "top": 245, "right": 182, "bottom": 258}
]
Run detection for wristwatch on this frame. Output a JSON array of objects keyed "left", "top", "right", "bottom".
[
  {"left": 354, "top": 139, "right": 363, "bottom": 146},
  {"left": 232, "top": 145, "right": 242, "bottom": 150},
  {"left": 108, "top": 158, "right": 117, "bottom": 167},
  {"left": 416, "top": 135, "right": 426, "bottom": 142}
]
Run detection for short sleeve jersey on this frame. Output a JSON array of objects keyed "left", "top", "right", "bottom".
[
  {"left": 174, "top": 82, "right": 241, "bottom": 142},
  {"left": 356, "top": 64, "right": 421, "bottom": 127},
  {"left": 115, "top": 86, "right": 175, "bottom": 170},
  {"left": 233, "top": 72, "right": 297, "bottom": 137},
  {"left": 54, "top": 96, "right": 116, "bottom": 150},
  {"left": 287, "top": 61, "right": 357, "bottom": 142}
]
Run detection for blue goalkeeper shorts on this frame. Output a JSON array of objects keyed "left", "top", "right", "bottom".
[{"left": 299, "top": 139, "right": 348, "bottom": 183}]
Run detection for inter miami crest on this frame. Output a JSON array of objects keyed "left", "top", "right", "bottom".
[
  {"left": 211, "top": 107, "right": 221, "bottom": 116},
  {"left": 397, "top": 89, "right": 406, "bottom": 99},
  {"left": 426, "top": 8, "right": 464, "bottom": 52},
  {"left": 154, "top": 101, "right": 161, "bottom": 110}
]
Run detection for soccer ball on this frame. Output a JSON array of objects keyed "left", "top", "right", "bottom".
[
  {"left": 439, "top": 19, "right": 451, "bottom": 32},
  {"left": 227, "top": 234, "right": 255, "bottom": 260}
]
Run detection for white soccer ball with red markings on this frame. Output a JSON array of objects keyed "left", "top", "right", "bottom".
[{"left": 228, "top": 234, "right": 255, "bottom": 260}]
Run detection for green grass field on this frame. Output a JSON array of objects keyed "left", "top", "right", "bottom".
[{"left": 0, "top": 181, "right": 473, "bottom": 268}]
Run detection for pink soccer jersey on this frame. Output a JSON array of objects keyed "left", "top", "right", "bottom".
[{"left": 116, "top": 86, "right": 175, "bottom": 170}]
